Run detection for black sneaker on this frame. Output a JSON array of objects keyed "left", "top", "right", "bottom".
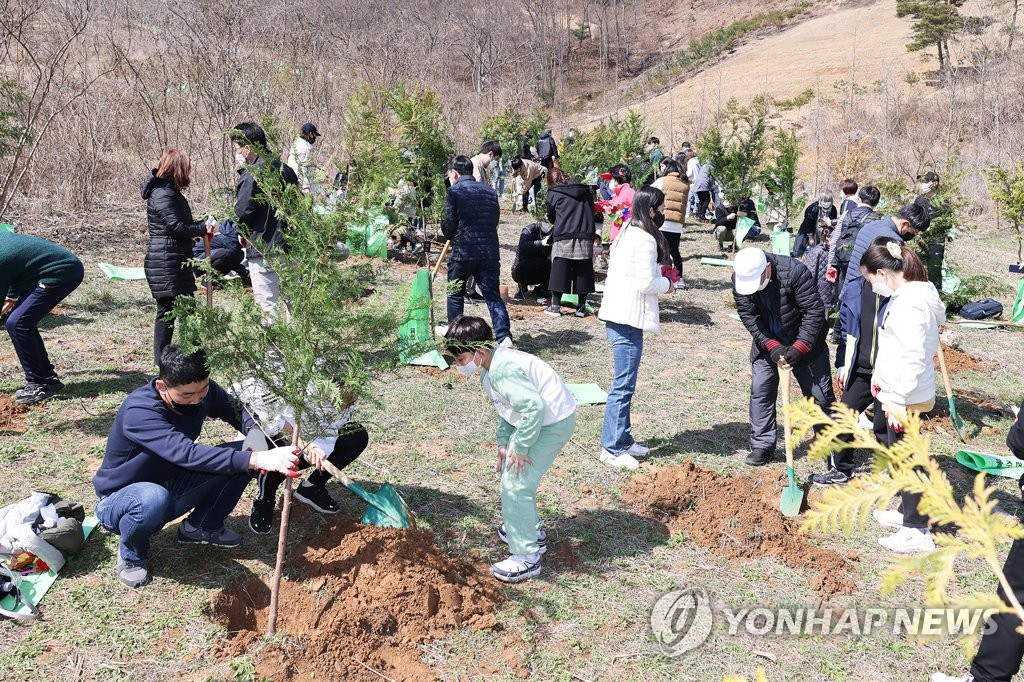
[
  {"left": 293, "top": 483, "right": 341, "bottom": 514},
  {"left": 177, "top": 522, "right": 242, "bottom": 548},
  {"left": 249, "top": 497, "right": 274, "bottom": 534},
  {"left": 15, "top": 378, "right": 64, "bottom": 405},
  {"left": 809, "top": 468, "right": 851, "bottom": 486},
  {"left": 512, "top": 290, "right": 525, "bottom": 301},
  {"left": 744, "top": 448, "right": 776, "bottom": 466}
]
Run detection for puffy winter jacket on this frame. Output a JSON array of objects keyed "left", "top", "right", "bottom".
[
  {"left": 141, "top": 171, "right": 207, "bottom": 299},
  {"left": 440, "top": 175, "right": 501, "bottom": 262},
  {"left": 734, "top": 253, "right": 826, "bottom": 363},
  {"left": 874, "top": 281, "right": 945, "bottom": 409},
  {"left": 797, "top": 202, "right": 837, "bottom": 237},
  {"left": 234, "top": 156, "right": 299, "bottom": 253},
  {"left": 547, "top": 183, "right": 597, "bottom": 245},
  {"left": 656, "top": 172, "right": 689, "bottom": 224},
  {"left": 512, "top": 223, "right": 552, "bottom": 282}
]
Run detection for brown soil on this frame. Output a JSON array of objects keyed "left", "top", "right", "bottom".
[
  {"left": 937, "top": 343, "right": 986, "bottom": 373},
  {"left": 209, "top": 519, "right": 503, "bottom": 681},
  {"left": 624, "top": 462, "right": 856, "bottom": 601},
  {"left": 0, "top": 394, "right": 28, "bottom": 433}
]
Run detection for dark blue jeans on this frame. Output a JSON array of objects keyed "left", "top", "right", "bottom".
[
  {"left": 95, "top": 441, "right": 252, "bottom": 565},
  {"left": 6, "top": 273, "right": 84, "bottom": 383},
  {"left": 446, "top": 258, "right": 511, "bottom": 342}
]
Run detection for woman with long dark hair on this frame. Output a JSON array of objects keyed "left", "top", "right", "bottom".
[
  {"left": 596, "top": 186, "right": 672, "bottom": 469},
  {"left": 141, "top": 149, "right": 212, "bottom": 364},
  {"left": 545, "top": 167, "right": 598, "bottom": 318},
  {"left": 861, "top": 238, "right": 944, "bottom": 554}
]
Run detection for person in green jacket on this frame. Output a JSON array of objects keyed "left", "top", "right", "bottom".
[
  {"left": 0, "top": 232, "right": 84, "bottom": 404},
  {"left": 445, "top": 315, "right": 577, "bottom": 583}
]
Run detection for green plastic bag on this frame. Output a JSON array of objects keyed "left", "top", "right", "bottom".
[
  {"left": 770, "top": 230, "right": 791, "bottom": 256},
  {"left": 1012, "top": 280, "right": 1024, "bottom": 324},
  {"left": 397, "top": 269, "right": 447, "bottom": 369},
  {"left": 345, "top": 211, "right": 389, "bottom": 259},
  {"left": 955, "top": 450, "right": 1024, "bottom": 479}
]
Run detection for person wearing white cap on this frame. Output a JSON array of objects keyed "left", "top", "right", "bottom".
[{"left": 732, "top": 247, "right": 835, "bottom": 466}]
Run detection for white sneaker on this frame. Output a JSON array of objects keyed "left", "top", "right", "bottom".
[
  {"left": 496, "top": 524, "right": 548, "bottom": 555},
  {"left": 626, "top": 442, "right": 651, "bottom": 458},
  {"left": 490, "top": 553, "right": 542, "bottom": 583},
  {"left": 674, "top": 280, "right": 686, "bottom": 290},
  {"left": 929, "top": 674, "right": 972, "bottom": 682},
  {"left": 858, "top": 411, "right": 874, "bottom": 429},
  {"left": 879, "top": 526, "right": 935, "bottom": 553},
  {"left": 872, "top": 508, "right": 905, "bottom": 529},
  {"left": 434, "top": 324, "right": 449, "bottom": 337},
  {"left": 599, "top": 448, "right": 640, "bottom": 470},
  {"left": 498, "top": 337, "right": 513, "bottom": 348}
]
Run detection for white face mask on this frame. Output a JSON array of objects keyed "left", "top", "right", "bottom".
[
  {"left": 871, "top": 279, "right": 894, "bottom": 297},
  {"left": 756, "top": 275, "right": 770, "bottom": 292},
  {"left": 456, "top": 354, "right": 481, "bottom": 377},
  {"left": 920, "top": 182, "right": 933, "bottom": 193},
  {"left": 234, "top": 152, "right": 248, "bottom": 167}
]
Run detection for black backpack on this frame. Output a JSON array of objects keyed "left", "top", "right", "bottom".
[
  {"left": 961, "top": 299, "right": 1004, "bottom": 320},
  {"left": 834, "top": 208, "right": 880, "bottom": 267}
]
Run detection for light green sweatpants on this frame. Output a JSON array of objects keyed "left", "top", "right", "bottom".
[{"left": 501, "top": 414, "right": 576, "bottom": 556}]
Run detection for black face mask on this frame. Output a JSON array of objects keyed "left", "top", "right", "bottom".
[
  {"left": 653, "top": 212, "right": 666, "bottom": 228},
  {"left": 170, "top": 399, "right": 203, "bottom": 417}
]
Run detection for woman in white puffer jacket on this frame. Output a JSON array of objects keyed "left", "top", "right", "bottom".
[
  {"left": 597, "top": 185, "right": 675, "bottom": 469},
  {"left": 861, "top": 238, "right": 946, "bottom": 555}
]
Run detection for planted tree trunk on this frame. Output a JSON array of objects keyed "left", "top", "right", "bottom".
[{"left": 267, "top": 424, "right": 300, "bottom": 636}]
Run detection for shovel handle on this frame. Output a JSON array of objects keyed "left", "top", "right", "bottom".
[
  {"left": 936, "top": 346, "right": 955, "bottom": 401},
  {"left": 780, "top": 366, "right": 794, "bottom": 469},
  {"left": 431, "top": 240, "right": 451, "bottom": 280}
]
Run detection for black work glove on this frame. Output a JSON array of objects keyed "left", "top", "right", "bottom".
[
  {"left": 769, "top": 345, "right": 786, "bottom": 364},
  {"left": 783, "top": 346, "right": 803, "bottom": 367}
]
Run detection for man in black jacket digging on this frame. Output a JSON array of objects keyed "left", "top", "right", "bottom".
[
  {"left": 438, "top": 155, "right": 512, "bottom": 346},
  {"left": 732, "top": 247, "right": 836, "bottom": 466}
]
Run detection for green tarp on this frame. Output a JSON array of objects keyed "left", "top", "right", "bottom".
[
  {"left": 398, "top": 269, "right": 447, "bottom": 369},
  {"left": 955, "top": 450, "right": 1024, "bottom": 479},
  {"left": 567, "top": 383, "right": 608, "bottom": 405},
  {"left": 770, "top": 231, "right": 791, "bottom": 256},
  {"left": 0, "top": 223, "right": 14, "bottom": 233},
  {"left": 98, "top": 263, "right": 147, "bottom": 280},
  {"left": 736, "top": 217, "right": 755, "bottom": 248},
  {"left": 1013, "top": 280, "right": 1024, "bottom": 323},
  {"left": 700, "top": 257, "right": 734, "bottom": 267},
  {"left": 0, "top": 517, "right": 98, "bottom": 617}
]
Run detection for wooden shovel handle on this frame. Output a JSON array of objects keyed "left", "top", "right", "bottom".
[
  {"left": 936, "top": 345, "right": 955, "bottom": 402},
  {"left": 780, "top": 366, "right": 794, "bottom": 468},
  {"left": 431, "top": 240, "right": 451, "bottom": 279},
  {"left": 203, "top": 235, "right": 213, "bottom": 308}
]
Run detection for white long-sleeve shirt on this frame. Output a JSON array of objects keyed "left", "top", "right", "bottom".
[{"left": 287, "top": 137, "right": 314, "bottom": 190}]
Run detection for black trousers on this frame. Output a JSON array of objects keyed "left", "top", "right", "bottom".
[
  {"left": 522, "top": 176, "right": 543, "bottom": 212},
  {"left": 695, "top": 191, "right": 712, "bottom": 221},
  {"left": 256, "top": 423, "right": 369, "bottom": 501},
  {"left": 749, "top": 345, "right": 835, "bottom": 452},
  {"left": 875, "top": 399, "right": 928, "bottom": 529},
  {"left": 830, "top": 368, "right": 886, "bottom": 476},
  {"left": 663, "top": 232, "right": 682, "bottom": 273},
  {"left": 971, "top": 538, "right": 1024, "bottom": 681},
  {"left": 153, "top": 295, "right": 186, "bottom": 365}
]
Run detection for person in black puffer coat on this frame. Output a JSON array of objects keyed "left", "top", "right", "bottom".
[
  {"left": 545, "top": 167, "right": 598, "bottom": 317},
  {"left": 439, "top": 155, "right": 511, "bottom": 344},
  {"left": 794, "top": 191, "right": 838, "bottom": 258},
  {"left": 511, "top": 222, "right": 553, "bottom": 301},
  {"left": 732, "top": 248, "right": 835, "bottom": 466},
  {"left": 142, "top": 149, "right": 210, "bottom": 365}
]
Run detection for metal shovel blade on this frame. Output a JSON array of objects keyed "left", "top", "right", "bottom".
[
  {"left": 779, "top": 367, "right": 804, "bottom": 517},
  {"left": 780, "top": 466, "right": 803, "bottom": 517},
  {"left": 347, "top": 481, "right": 413, "bottom": 529}
]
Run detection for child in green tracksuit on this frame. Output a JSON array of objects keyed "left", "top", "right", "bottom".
[{"left": 445, "top": 315, "right": 577, "bottom": 583}]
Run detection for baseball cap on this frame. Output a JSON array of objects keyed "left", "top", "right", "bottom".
[
  {"left": 733, "top": 248, "right": 769, "bottom": 296},
  {"left": 301, "top": 122, "right": 321, "bottom": 137},
  {"left": 917, "top": 171, "right": 939, "bottom": 183}
]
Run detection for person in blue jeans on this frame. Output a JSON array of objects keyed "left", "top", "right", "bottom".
[
  {"left": 0, "top": 231, "right": 85, "bottom": 405},
  {"left": 438, "top": 155, "right": 512, "bottom": 346},
  {"left": 596, "top": 186, "right": 674, "bottom": 469},
  {"left": 93, "top": 346, "right": 299, "bottom": 588}
]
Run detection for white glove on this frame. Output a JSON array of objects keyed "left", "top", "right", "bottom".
[
  {"left": 541, "top": 235, "right": 552, "bottom": 246},
  {"left": 250, "top": 446, "right": 300, "bottom": 475}
]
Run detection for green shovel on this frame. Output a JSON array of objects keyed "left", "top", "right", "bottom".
[{"left": 779, "top": 368, "right": 804, "bottom": 517}]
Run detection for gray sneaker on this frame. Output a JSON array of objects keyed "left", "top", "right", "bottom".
[
  {"left": 177, "top": 522, "right": 242, "bottom": 548},
  {"left": 115, "top": 559, "right": 150, "bottom": 588}
]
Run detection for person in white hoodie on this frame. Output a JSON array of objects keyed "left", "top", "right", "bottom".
[
  {"left": 444, "top": 316, "right": 577, "bottom": 583},
  {"left": 597, "top": 185, "right": 677, "bottom": 469},
  {"left": 861, "top": 238, "right": 946, "bottom": 554}
]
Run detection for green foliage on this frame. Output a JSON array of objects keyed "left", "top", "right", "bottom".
[
  {"left": 699, "top": 100, "right": 768, "bottom": 204},
  {"left": 771, "top": 88, "right": 816, "bottom": 111},
  {"left": 986, "top": 163, "right": 1024, "bottom": 262},
  {"left": 896, "top": 0, "right": 988, "bottom": 67},
  {"left": 478, "top": 105, "right": 550, "bottom": 165},
  {"left": 939, "top": 272, "right": 1007, "bottom": 311},
  {"left": 761, "top": 129, "right": 804, "bottom": 227},
  {"left": 558, "top": 111, "right": 652, "bottom": 185},
  {"left": 791, "top": 398, "right": 1024, "bottom": 642},
  {"left": 0, "top": 80, "right": 27, "bottom": 158},
  {"left": 177, "top": 124, "right": 406, "bottom": 444}
]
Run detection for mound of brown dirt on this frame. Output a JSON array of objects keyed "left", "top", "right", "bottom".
[
  {"left": 623, "top": 462, "right": 856, "bottom": 601},
  {"left": 937, "top": 343, "right": 986, "bottom": 373},
  {"left": 210, "top": 519, "right": 503, "bottom": 681},
  {"left": 0, "top": 394, "right": 28, "bottom": 433}
]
